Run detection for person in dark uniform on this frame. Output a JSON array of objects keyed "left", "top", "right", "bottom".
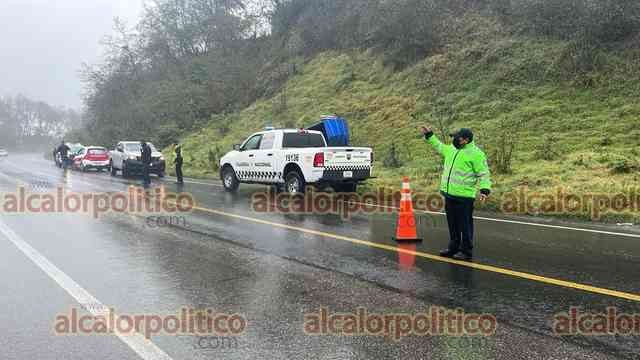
[
  {"left": 56, "top": 141, "right": 71, "bottom": 169},
  {"left": 174, "top": 144, "right": 184, "bottom": 184},
  {"left": 141, "top": 141, "right": 152, "bottom": 188}
]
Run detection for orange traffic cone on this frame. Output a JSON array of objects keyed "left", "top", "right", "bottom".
[{"left": 393, "top": 177, "right": 422, "bottom": 242}]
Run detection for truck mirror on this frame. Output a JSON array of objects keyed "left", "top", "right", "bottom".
[{"left": 233, "top": 144, "right": 241, "bottom": 151}]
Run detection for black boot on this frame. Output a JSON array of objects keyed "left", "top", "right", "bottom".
[
  {"left": 453, "top": 252, "right": 473, "bottom": 261},
  {"left": 439, "top": 249, "right": 458, "bottom": 258}
]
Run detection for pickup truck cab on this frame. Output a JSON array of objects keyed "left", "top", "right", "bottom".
[
  {"left": 109, "top": 141, "right": 166, "bottom": 178},
  {"left": 219, "top": 129, "right": 373, "bottom": 193}
]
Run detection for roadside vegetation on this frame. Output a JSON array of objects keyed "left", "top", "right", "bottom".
[{"left": 71, "top": 0, "right": 640, "bottom": 223}]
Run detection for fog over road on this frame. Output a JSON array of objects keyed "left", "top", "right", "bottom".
[{"left": 0, "top": 153, "right": 638, "bottom": 359}]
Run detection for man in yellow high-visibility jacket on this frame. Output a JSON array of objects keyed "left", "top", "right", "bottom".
[{"left": 421, "top": 126, "right": 492, "bottom": 261}]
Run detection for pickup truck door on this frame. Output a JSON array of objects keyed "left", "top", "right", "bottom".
[
  {"left": 236, "top": 134, "right": 262, "bottom": 181},
  {"left": 113, "top": 143, "right": 124, "bottom": 168},
  {"left": 253, "top": 132, "right": 278, "bottom": 183}
]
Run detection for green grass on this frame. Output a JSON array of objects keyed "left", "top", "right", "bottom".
[{"left": 164, "top": 15, "right": 640, "bottom": 223}]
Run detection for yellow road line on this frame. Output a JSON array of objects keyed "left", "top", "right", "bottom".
[{"left": 190, "top": 204, "right": 640, "bottom": 303}]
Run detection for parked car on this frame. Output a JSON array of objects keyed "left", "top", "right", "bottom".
[
  {"left": 72, "top": 146, "right": 110, "bottom": 172},
  {"left": 219, "top": 126, "right": 373, "bottom": 193},
  {"left": 0, "top": 148, "right": 8, "bottom": 157},
  {"left": 109, "top": 141, "right": 166, "bottom": 178}
]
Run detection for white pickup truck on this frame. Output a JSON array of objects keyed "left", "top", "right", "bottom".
[
  {"left": 109, "top": 141, "right": 166, "bottom": 178},
  {"left": 219, "top": 129, "right": 373, "bottom": 193}
]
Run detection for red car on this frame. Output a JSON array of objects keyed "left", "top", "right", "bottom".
[{"left": 72, "top": 146, "right": 111, "bottom": 172}]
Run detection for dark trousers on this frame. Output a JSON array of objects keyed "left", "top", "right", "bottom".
[
  {"left": 445, "top": 196, "right": 475, "bottom": 254},
  {"left": 175, "top": 164, "right": 183, "bottom": 183},
  {"left": 142, "top": 164, "right": 151, "bottom": 188}
]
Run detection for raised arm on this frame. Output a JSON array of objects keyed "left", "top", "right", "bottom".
[{"left": 420, "top": 126, "right": 445, "bottom": 155}]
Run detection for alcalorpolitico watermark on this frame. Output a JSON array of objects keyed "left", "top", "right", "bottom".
[
  {"left": 54, "top": 307, "right": 247, "bottom": 339},
  {"left": 252, "top": 186, "right": 640, "bottom": 220},
  {"left": 252, "top": 189, "right": 430, "bottom": 220},
  {"left": 553, "top": 307, "right": 640, "bottom": 336},
  {"left": 145, "top": 215, "right": 191, "bottom": 228},
  {"left": 501, "top": 187, "right": 640, "bottom": 220},
  {"left": 0, "top": 186, "right": 194, "bottom": 219},
  {"left": 193, "top": 336, "right": 240, "bottom": 351},
  {"left": 303, "top": 306, "right": 497, "bottom": 341}
]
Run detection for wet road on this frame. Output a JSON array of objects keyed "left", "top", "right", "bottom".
[{"left": 0, "top": 153, "right": 639, "bottom": 359}]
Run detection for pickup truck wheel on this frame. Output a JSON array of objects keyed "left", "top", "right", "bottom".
[
  {"left": 157, "top": 171, "right": 165, "bottom": 178},
  {"left": 222, "top": 167, "right": 239, "bottom": 192},
  {"left": 332, "top": 183, "right": 357, "bottom": 193},
  {"left": 285, "top": 171, "right": 305, "bottom": 194},
  {"left": 110, "top": 162, "right": 116, "bottom": 176}
]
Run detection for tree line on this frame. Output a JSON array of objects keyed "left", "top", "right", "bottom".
[
  {"left": 75, "top": 0, "right": 640, "bottom": 148},
  {"left": 0, "top": 95, "right": 81, "bottom": 151}
]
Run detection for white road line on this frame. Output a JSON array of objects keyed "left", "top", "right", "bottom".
[
  {"left": 163, "top": 177, "right": 223, "bottom": 187},
  {"left": 160, "top": 175, "right": 640, "bottom": 238},
  {"left": 0, "top": 217, "right": 174, "bottom": 360},
  {"left": 471, "top": 216, "right": 640, "bottom": 237},
  {"left": 348, "top": 201, "right": 640, "bottom": 238}
]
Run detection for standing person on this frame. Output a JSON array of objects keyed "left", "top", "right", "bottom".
[
  {"left": 174, "top": 144, "right": 184, "bottom": 185},
  {"left": 420, "top": 126, "right": 492, "bottom": 261},
  {"left": 141, "top": 141, "right": 152, "bottom": 188},
  {"left": 56, "top": 140, "right": 71, "bottom": 170}
]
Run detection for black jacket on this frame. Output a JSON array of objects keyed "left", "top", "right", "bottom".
[
  {"left": 175, "top": 150, "right": 183, "bottom": 167},
  {"left": 141, "top": 143, "right": 152, "bottom": 165},
  {"left": 57, "top": 144, "right": 70, "bottom": 157}
]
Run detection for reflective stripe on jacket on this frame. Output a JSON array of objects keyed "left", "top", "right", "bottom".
[{"left": 427, "top": 135, "right": 492, "bottom": 199}]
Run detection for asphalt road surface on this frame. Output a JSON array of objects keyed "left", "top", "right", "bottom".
[{"left": 0, "top": 153, "right": 639, "bottom": 360}]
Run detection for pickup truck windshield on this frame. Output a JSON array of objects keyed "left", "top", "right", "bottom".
[
  {"left": 125, "top": 143, "right": 157, "bottom": 152},
  {"left": 282, "top": 133, "right": 326, "bottom": 148}
]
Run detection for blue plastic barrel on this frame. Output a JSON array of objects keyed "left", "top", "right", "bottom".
[{"left": 307, "top": 115, "right": 350, "bottom": 147}]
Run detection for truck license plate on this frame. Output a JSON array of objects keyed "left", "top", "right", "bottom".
[{"left": 343, "top": 171, "right": 353, "bottom": 178}]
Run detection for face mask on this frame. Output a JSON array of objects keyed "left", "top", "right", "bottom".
[{"left": 453, "top": 137, "right": 465, "bottom": 149}]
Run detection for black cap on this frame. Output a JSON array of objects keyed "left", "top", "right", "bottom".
[{"left": 449, "top": 128, "right": 474, "bottom": 142}]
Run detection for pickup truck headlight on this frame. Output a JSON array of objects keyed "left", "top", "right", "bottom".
[{"left": 128, "top": 155, "right": 137, "bottom": 160}]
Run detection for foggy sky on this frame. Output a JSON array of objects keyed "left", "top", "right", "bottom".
[{"left": 0, "top": 0, "right": 144, "bottom": 110}]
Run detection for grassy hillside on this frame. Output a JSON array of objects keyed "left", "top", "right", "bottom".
[{"left": 165, "top": 15, "right": 640, "bottom": 223}]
